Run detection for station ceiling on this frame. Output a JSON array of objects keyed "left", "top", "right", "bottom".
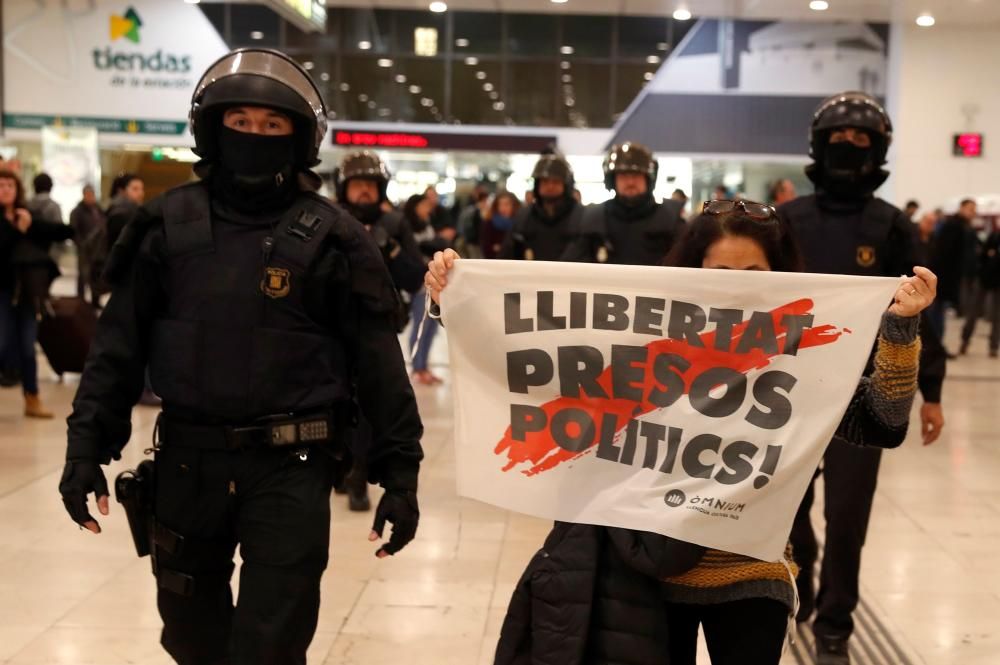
[{"left": 337, "top": 0, "right": 1000, "bottom": 25}]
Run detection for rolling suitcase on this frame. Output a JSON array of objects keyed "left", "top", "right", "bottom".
[{"left": 37, "top": 296, "right": 98, "bottom": 376}]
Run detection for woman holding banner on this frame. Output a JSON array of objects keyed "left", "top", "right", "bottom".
[{"left": 424, "top": 199, "right": 936, "bottom": 665}]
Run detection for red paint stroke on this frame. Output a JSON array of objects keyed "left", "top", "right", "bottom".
[{"left": 494, "top": 298, "right": 847, "bottom": 476}]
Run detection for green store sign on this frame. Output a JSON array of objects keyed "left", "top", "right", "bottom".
[{"left": 4, "top": 113, "right": 187, "bottom": 136}]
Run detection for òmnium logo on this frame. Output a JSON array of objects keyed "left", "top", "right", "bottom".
[
  {"left": 110, "top": 7, "right": 142, "bottom": 44},
  {"left": 94, "top": 6, "right": 192, "bottom": 77},
  {"left": 664, "top": 489, "right": 686, "bottom": 508}
]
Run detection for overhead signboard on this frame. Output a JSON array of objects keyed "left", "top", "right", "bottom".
[
  {"left": 265, "top": 0, "right": 327, "bottom": 33},
  {"left": 333, "top": 129, "right": 557, "bottom": 153},
  {"left": 3, "top": 0, "right": 229, "bottom": 141}
]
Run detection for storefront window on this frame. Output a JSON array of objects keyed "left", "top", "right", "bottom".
[
  {"left": 617, "top": 16, "right": 671, "bottom": 59},
  {"left": 508, "top": 61, "right": 559, "bottom": 126},
  {"left": 340, "top": 56, "right": 392, "bottom": 122},
  {"left": 562, "top": 16, "right": 612, "bottom": 58},
  {"left": 390, "top": 58, "right": 447, "bottom": 123},
  {"left": 285, "top": 16, "right": 338, "bottom": 52},
  {"left": 453, "top": 11, "right": 503, "bottom": 55},
  {"left": 341, "top": 8, "right": 393, "bottom": 54},
  {"left": 506, "top": 14, "right": 558, "bottom": 57},
  {"left": 451, "top": 60, "right": 505, "bottom": 125},
  {"left": 557, "top": 62, "right": 612, "bottom": 128},
  {"left": 614, "top": 63, "right": 654, "bottom": 120},
  {"left": 198, "top": 5, "right": 696, "bottom": 129},
  {"left": 228, "top": 4, "right": 281, "bottom": 48},
  {"left": 392, "top": 11, "right": 447, "bottom": 57}
]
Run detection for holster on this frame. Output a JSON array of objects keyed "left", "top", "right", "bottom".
[{"left": 114, "top": 460, "right": 155, "bottom": 558}]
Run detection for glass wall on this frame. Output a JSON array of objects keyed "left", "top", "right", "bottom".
[{"left": 201, "top": 5, "right": 695, "bottom": 128}]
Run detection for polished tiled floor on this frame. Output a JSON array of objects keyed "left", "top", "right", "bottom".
[{"left": 0, "top": 316, "right": 997, "bottom": 664}]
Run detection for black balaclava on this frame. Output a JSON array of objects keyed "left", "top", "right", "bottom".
[
  {"left": 214, "top": 125, "right": 298, "bottom": 213},
  {"left": 809, "top": 133, "right": 889, "bottom": 200}
]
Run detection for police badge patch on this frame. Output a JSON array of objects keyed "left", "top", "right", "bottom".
[
  {"left": 261, "top": 267, "right": 291, "bottom": 298},
  {"left": 856, "top": 246, "right": 876, "bottom": 268}
]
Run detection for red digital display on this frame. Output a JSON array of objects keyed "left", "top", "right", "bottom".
[
  {"left": 953, "top": 133, "right": 983, "bottom": 157},
  {"left": 334, "top": 131, "right": 430, "bottom": 148},
  {"left": 332, "top": 127, "right": 557, "bottom": 152}
]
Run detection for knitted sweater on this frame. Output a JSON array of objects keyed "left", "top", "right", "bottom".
[{"left": 661, "top": 312, "right": 922, "bottom": 611}]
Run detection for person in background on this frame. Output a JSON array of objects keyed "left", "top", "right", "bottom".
[
  {"left": 456, "top": 184, "right": 490, "bottom": 258},
  {"left": 768, "top": 178, "right": 797, "bottom": 206},
  {"left": 499, "top": 154, "right": 582, "bottom": 261},
  {"left": 569, "top": 142, "right": 684, "bottom": 266},
  {"left": 929, "top": 198, "right": 977, "bottom": 345},
  {"left": 69, "top": 184, "right": 107, "bottom": 305},
  {"left": 105, "top": 173, "right": 145, "bottom": 250},
  {"left": 335, "top": 151, "right": 424, "bottom": 294},
  {"left": 711, "top": 185, "right": 729, "bottom": 201},
  {"left": 903, "top": 199, "right": 920, "bottom": 221},
  {"left": 334, "top": 151, "right": 424, "bottom": 512},
  {"left": 960, "top": 225, "right": 1000, "bottom": 357},
  {"left": 108, "top": 174, "right": 156, "bottom": 403},
  {"left": 778, "top": 91, "right": 945, "bottom": 664},
  {"left": 915, "top": 211, "right": 938, "bottom": 265},
  {"left": 480, "top": 191, "right": 521, "bottom": 259},
  {"left": 671, "top": 188, "right": 690, "bottom": 218},
  {"left": 404, "top": 193, "right": 447, "bottom": 386},
  {"left": 28, "top": 172, "right": 63, "bottom": 225},
  {"left": 424, "top": 185, "right": 456, "bottom": 245},
  {"left": 0, "top": 169, "right": 73, "bottom": 418}
]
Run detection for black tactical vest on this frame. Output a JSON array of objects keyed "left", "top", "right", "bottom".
[
  {"left": 510, "top": 202, "right": 583, "bottom": 262},
  {"left": 780, "top": 194, "right": 913, "bottom": 278},
  {"left": 584, "top": 199, "right": 684, "bottom": 266},
  {"left": 148, "top": 183, "right": 351, "bottom": 424}
]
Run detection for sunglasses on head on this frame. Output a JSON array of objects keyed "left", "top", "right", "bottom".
[{"left": 702, "top": 199, "right": 778, "bottom": 223}]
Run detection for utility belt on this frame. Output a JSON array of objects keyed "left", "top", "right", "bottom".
[
  {"left": 117, "top": 408, "right": 350, "bottom": 597},
  {"left": 155, "top": 408, "right": 345, "bottom": 453}
]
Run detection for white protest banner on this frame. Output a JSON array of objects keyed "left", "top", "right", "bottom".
[{"left": 442, "top": 260, "right": 902, "bottom": 562}]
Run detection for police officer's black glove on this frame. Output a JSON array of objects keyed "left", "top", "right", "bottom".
[
  {"left": 370, "top": 489, "right": 419, "bottom": 557},
  {"left": 59, "top": 459, "right": 110, "bottom": 533}
]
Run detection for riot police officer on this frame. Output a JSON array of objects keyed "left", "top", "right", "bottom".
[
  {"left": 778, "top": 91, "right": 944, "bottom": 665},
  {"left": 335, "top": 150, "right": 424, "bottom": 293},
  {"left": 499, "top": 153, "right": 583, "bottom": 261},
  {"left": 569, "top": 142, "right": 684, "bottom": 265},
  {"left": 334, "top": 151, "right": 424, "bottom": 512},
  {"left": 58, "top": 49, "right": 423, "bottom": 665}
]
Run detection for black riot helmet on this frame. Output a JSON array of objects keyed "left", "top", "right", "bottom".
[
  {"left": 532, "top": 154, "right": 575, "bottom": 200},
  {"left": 809, "top": 91, "right": 893, "bottom": 165},
  {"left": 189, "top": 48, "right": 328, "bottom": 168},
  {"left": 334, "top": 151, "right": 391, "bottom": 203},
  {"left": 806, "top": 91, "right": 893, "bottom": 196},
  {"left": 603, "top": 142, "right": 658, "bottom": 191}
]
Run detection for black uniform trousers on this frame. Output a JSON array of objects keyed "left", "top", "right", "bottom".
[
  {"left": 154, "top": 442, "right": 334, "bottom": 665},
  {"left": 790, "top": 438, "right": 882, "bottom": 639}
]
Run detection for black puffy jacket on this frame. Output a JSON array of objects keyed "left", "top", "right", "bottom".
[{"left": 494, "top": 523, "right": 704, "bottom": 665}]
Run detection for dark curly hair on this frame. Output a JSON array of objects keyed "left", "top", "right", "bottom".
[
  {"left": 666, "top": 205, "right": 803, "bottom": 273},
  {"left": 0, "top": 168, "right": 27, "bottom": 214}
]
